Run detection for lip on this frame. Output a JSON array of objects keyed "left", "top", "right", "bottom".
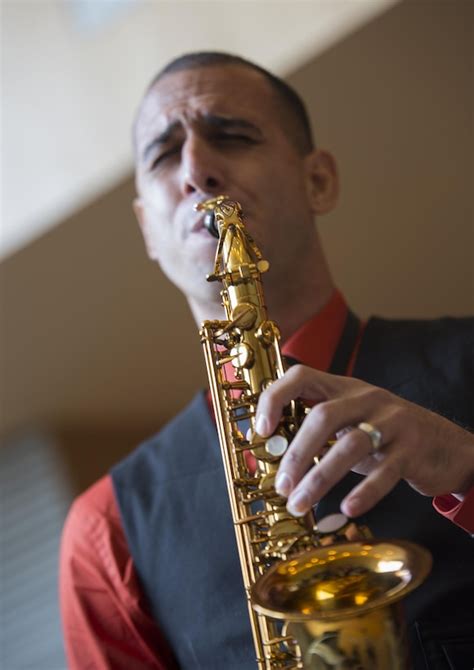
[
  {"left": 189, "top": 214, "right": 207, "bottom": 234},
  {"left": 187, "top": 196, "right": 214, "bottom": 234}
]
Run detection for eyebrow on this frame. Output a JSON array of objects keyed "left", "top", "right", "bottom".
[{"left": 141, "top": 114, "right": 263, "bottom": 163}]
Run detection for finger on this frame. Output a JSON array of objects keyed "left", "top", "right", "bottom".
[
  {"left": 340, "top": 451, "right": 403, "bottom": 517},
  {"left": 255, "top": 365, "right": 342, "bottom": 437},
  {"left": 276, "top": 395, "right": 383, "bottom": 497},
  {"left": 285, "top": 429, "right": 382, "bottom": 516}
]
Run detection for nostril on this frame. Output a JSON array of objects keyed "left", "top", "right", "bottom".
[{"left": 206, "top": 176, "right": 219, "bottom": 189}]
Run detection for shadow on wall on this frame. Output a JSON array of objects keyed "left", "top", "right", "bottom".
[{"left": 0, "top": 175, "right": 206, "bottom": 444}]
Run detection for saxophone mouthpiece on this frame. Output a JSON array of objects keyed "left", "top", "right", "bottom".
[
  {"left": 203, "top": 211, "right": 219, "bottom": 238},
  {"left": 195, "top": 195, "right": 231, "bottom": 238}
]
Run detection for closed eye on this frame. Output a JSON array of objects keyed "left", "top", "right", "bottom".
[
  {"left": 214, "top": 133, "right": 258, "bottom": 145},
  {"left": 149, "top": 146, "right": 181, "bottom": 171},
  {"left": 148, "top": 133, "right": 259, "bottom": 171}
]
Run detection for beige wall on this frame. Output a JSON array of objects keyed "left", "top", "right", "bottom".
[
  {"left": 292, "top": 0, "right": 473, "bottom": 319},
  {"left": 1, "top": 0, "right": 472, "bottom": 488}
]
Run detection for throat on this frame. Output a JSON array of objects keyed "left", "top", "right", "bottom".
[{"left": 266, "top": 281, "right": 335, "bottom": 342}]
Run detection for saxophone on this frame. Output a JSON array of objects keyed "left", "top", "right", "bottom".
[{"left": 197, "top": 196, "right": 431, "bottom": 669}]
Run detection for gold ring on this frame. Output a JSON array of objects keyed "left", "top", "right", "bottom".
[{"left": 357, "top": 422, "right": 383, "bottom": 452}]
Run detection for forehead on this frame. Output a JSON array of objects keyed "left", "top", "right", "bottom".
[{"left": 135, "top": 65, "right": 278, "bottom": 148}]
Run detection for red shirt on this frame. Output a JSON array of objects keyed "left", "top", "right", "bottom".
[{"left": 59, "top": 291, "right": 474, "bottom": 669}]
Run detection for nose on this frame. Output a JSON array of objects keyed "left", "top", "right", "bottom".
[{"left": 180, "top": 134, "right": 225, "bottom": 197}]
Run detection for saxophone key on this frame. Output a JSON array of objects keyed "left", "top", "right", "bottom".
[
  {"left": 255, "top": 320, "right": 280, "bottom": 348},
  {"left": 230, "top": 303, "right": 258, "bottom": 330},
  {"left": 222, "top": 380, "right": 251, "bottom": 392},
  {"left": 268, "top": 519, "right": 309, "bottom": 540},
  {"left": 258, "top": 473, "right": 287, "bottom": 504},
  {"left": 230, "top": 342, "right": 254, "bottom": 369},
  {"left": 265, "top": 435, "right": 288, "bottom": 457},
  {"left": 248, "top": 433, "right": 289, "bottom": 463},
  {"left": 235, "top": 509, "right": 274, "bottom": 526}
]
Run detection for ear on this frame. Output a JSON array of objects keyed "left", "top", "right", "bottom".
[
  {"left": 304, "top": 149, "right": 339, "bottom": 215},
  {"left": 133, "top": 197, "right": 157, "bottom": 261}
]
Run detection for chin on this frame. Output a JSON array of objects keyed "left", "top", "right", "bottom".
[
  {"left": 169, "top": 261, "right": 218, "bottom": 299},
  {"left": 187, "top": 280, "right": 222, "bottom": 309}
]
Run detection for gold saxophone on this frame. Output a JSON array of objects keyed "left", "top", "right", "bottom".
[{"left": 198, "top": 196, "right": 431, "bottom": 670}]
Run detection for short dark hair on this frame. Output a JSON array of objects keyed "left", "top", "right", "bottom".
[{"left": 144, "top": 51, "right": 314, "bottom": 154}]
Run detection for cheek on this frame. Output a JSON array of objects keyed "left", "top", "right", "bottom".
[
  {"left": 141, "top": 168, "right": 180, "bottom": 207},
  {"left": 141, "top": 183, "right": 180, "bottom": 227},
  {"left": 145, "top": 187, "right": 174, "bottom": 216},
  {"left": 139, "top": 204, "right": 175, "bottom": 261},
  {"left": 140, "top": 218, "right": 162, "bottom": 261}
]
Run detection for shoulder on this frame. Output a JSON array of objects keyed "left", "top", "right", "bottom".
[
  {"left": 63, "top": 475, "right": 120, "bottom": 538},
  {"left": 60, "top": 472, "right": 155, "bottom": 616},
  {"left": 60, "top": 474, "right": 130, "bottom": 589},
  {"left": 364, "top": 314, "right": 474, "bottom": 346},
  {"left": 362, "top": 315, "right": 474, "bottom": 374},
  {"left": 60, "top": 477, "right": 174, "bottom": 668},
  {"left": 71, "top": 474, "right": 117, "bottom": 517}
]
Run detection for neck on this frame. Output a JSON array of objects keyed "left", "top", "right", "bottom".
[
  {"left": 188, "top": 233, "right": 335, "bottom": 343},
  {"left": 262, "top": 237, "right": 334, "bottom": 341},
  {"left": 265, "top": 275, "right": 334, "bottom": 343}
]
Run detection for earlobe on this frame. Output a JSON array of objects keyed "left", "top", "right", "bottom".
[{"left": 305, "top": 149, "right": 339, "bottom": 215}]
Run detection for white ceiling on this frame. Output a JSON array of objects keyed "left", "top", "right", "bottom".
[{"left": 1, "top": 0, "right": 398, "bottom": 260}]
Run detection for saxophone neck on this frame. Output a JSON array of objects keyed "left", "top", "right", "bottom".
[{"left": 196, "top": 196, "right": 269, "bottom": 284}]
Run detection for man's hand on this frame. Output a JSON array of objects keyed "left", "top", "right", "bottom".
[{"left": 255, "top": 365, "right": 474, "bottom": 518}]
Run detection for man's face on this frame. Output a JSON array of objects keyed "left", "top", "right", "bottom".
[{"left": 134, "top": 65, "right": 318, "bottom": 304}]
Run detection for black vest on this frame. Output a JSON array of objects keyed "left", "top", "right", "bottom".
[{"left": 112, "top": 317, "right": 474, "bottom": 669}]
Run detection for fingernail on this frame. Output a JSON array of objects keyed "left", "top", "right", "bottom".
[
  {"left": 341, "top": 497, "right": 359, "bottom": 518},
  {"left": 287, "top": 490, "right": 310, "bottom": 517},
  {"left": 275, "top": 472, "right": 292, "bottom": 497},
  {"left": 255, "top": 413, "right": 270, "bottom": 436}
]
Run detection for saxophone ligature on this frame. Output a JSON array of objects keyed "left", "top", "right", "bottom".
[{"left": 198, "top": 196, "right": 431, "bottom": 669}]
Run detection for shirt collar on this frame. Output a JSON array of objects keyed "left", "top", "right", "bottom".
[{"left": 282, "top": 289, "right": 348, "bottom": 372}]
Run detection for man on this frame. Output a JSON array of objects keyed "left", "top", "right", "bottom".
[{"left": 60, "top": 53, "right": 474, "bottom": 669}]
